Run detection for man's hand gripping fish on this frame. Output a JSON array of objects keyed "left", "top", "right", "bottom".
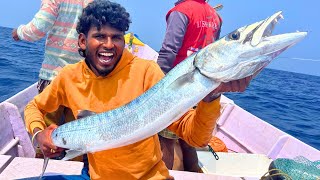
[{"left": 39, "top": 11, "right": 306, "bottom": 178}]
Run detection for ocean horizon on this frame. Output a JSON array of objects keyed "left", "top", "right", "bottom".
[{"left": 1, "top": 26, "right": 319, "bottom": 150}]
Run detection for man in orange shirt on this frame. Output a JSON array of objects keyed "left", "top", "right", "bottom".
[{"left": 25, "top": 0, "right": 252, "bottom": 179}]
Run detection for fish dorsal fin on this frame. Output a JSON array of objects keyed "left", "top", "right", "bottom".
[{"left": 77, "top": 110, "right": 96, "bottom": 119}]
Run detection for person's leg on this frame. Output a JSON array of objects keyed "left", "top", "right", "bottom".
[
  {"left": 158, "top": 135, "right": 175, "bottom": 169},
  {"left": 178, "top": 139, "right": 202, "bottom": 173},
  {"left": 158, "top": 128, "right": 181, "bottom": 169}
]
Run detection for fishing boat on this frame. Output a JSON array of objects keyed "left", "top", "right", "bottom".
[
  {"left": 1, "top": 79, "right": 319, "bottom": 179},
  {"left": 1, "top": 30, "right": 319, "bottom": 179}
]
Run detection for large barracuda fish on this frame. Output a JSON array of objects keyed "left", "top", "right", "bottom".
[
  {"left": 52, "top": 11, "right": 307, "bottom": 158},
  {"left": 39, "top": 11, "right": 306, "bottom": 178}
]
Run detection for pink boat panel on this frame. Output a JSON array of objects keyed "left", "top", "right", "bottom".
[{"left": 215, "top": 100, "right": 320, "bottom": 161}]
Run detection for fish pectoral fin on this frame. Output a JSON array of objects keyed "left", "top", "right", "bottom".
[
  {"left": 169, "top": 72, "right": 195, "bottom": 90},
  {"left": 61, "top": 149, "right": 85, "bottom": 161},
  {"left": 77, "top": 110, "right": 96, "bottom": 119}
]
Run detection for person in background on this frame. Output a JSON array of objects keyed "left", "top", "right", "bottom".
[
  {"left": 12, "top": 0, "right": 93, "bottom": 93},
  {"left": 12, "top": 0, "right": 93, "bottom": 159},
  {"left": 157, "top": 0, "right": 223, "bottom": 172},
  {"left": 25, "top": 0, "right": 252, "bottom": 179}
]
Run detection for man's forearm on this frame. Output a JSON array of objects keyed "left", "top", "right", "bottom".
[{"left": 157, "top": 11, "right": 188, "bottom": 74}]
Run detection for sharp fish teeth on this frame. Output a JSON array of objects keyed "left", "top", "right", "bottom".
[
  {"left": 279, "top": 14, "right": 284, "bottom": 19},
  {"left": 251, "top": 12, "right": 283, "bottom": 47},
  {"left": 274, "top": 14, "right": 284, "bottom": 24}
]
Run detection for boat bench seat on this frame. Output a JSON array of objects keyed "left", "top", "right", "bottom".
[{"left": 0, "top": 102, "right": 35, "bottom": 158}]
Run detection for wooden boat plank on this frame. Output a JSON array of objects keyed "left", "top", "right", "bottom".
[
  {"left": 0, "top": 155, "right": 239, "bottom": 179},
  {"left": 213, "top": 102, "right": 320, "bottom": 161},
  {"left": 0, "top": 157, "right": 83, "bottom": 179},
  {"left": 170, "top": 169, "right": 241, "bottom": 180},
  {"left": 0, "top": 155, "right": 13, "bottom": 174}
]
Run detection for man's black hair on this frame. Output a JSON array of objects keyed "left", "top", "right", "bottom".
[{"left": 77, "top": 0, "right": 131, "bottom": 57}]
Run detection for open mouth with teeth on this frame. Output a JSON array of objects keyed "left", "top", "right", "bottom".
[
  {"left": 238, "top": 11, "right": 307, "bottom": 59},
  {"left": 235, "top": 11, "right": 285, "bottom": 47},
  {"left": 98, "top": 52, "right": 114, "bottom": 65},
  {"left": 249, "top": 11, "right": 284, "bottom": 46}
]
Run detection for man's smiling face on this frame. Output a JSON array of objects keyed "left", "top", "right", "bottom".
[{"left": 79, "top": 24, "right": 125, "bottom": 77}]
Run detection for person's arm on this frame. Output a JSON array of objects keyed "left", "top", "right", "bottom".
[
  {"left": 168, "top": 76, "right": 253, "bottom": 147},
  {"left": 157, "top": 11, "right": 188, "bottom": 74},
  {"left": 25, "top": 72, "right": 66, "bottom": 157},
  {"left": 12, "top": 0, "right": 59, "bottom": 41},
  {"left": 215, "top": 13, "right": 223, "bottom": 40},
  {"left": 168, "top": 97, "right": 221, "bottom": 148}
]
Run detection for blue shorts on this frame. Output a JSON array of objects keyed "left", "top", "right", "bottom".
[{"left": 41, "top": 167, "right": 90, "bottom": 180}]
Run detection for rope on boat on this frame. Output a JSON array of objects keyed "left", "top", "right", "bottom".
[{"left": 260, "top": 168, "right": 293, "bottom": 180}]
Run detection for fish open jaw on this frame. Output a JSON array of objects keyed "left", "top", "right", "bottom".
[{"left": 250, "top": 11, "right": 284, "bottom": 46}]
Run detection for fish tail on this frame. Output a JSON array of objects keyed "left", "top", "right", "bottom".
[{"left": 39, "top": 157, "right": 49, "bottom": 179}]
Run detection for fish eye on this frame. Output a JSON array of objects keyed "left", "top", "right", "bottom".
[{"left": 228, "top": 31, "right": 240, "bottom": 40}]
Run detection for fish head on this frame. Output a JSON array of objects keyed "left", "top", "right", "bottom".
[{"left": 194, "top": 11, "right": 307, "bottom": 82}]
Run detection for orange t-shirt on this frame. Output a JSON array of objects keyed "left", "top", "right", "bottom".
[{"left": 25, "top": 49, "right": 221, "bottom": 179}]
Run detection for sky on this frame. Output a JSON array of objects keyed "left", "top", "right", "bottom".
[{"left": 0, "top": 0, "right": 319, "bottom": 76}]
